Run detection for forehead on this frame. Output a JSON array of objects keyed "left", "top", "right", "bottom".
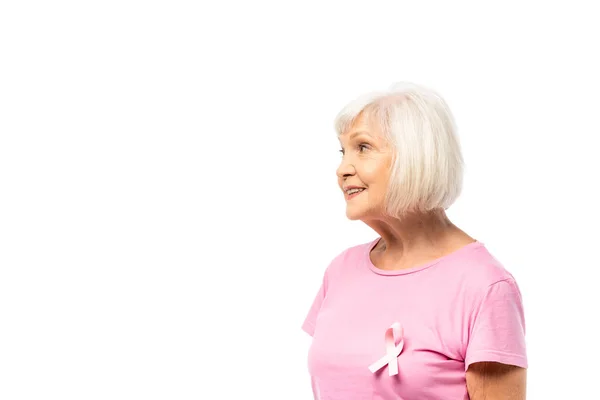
[{"left": 339, "top": 112, "right": 384, "bottom": 141}]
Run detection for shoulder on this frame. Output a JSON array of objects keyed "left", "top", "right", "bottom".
[
  {"left": 451, "top": 243, "right": 519, "bottom": 289},
  {"left": 437, "top": 243, "right": 525, "bottom": 316},
  {"left": 322, "top": 238, "right": 376, "bottom": 277}
]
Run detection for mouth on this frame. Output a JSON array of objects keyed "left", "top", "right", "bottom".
[{"left": 345, "top": 187, "right": 366, "bottom": 200}]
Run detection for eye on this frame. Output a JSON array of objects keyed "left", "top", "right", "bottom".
[
  {"left": 358, "top": 143, "right": 370, "bottom": 152},
  {"left": 339, "top": 148, "right": 345, "bottom": 155}
]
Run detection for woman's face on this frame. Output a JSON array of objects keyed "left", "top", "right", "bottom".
[{"left": 337, "top": 113, "right": 394, "bottom": 221}]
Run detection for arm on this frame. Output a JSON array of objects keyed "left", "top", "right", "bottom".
[
  {"left": 465, "top": 278, "right": 528, "bottom": 399},
  {"left": 466, "top": 361, "right": 526, "bottom": 400}
]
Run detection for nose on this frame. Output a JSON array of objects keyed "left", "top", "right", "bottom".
[{"left": 336, "top": 156, "right": 355, "bottom": 179}]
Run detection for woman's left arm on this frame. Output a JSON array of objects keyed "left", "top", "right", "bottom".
[{"left": 466, "top": 361, "right": 527, "bottom": 400}]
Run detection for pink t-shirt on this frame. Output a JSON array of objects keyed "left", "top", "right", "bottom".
[{"left": 302, "top": 239, "right": 527, "bottom": 400}]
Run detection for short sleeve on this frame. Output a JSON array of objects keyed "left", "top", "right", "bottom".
[
  {"left": 465, "top": 278, "right": 528, "bottom": 370},
  {"left": 301, "top": 271, "right": 329, "bottom": 336}
]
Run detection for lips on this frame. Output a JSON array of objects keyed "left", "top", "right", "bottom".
[
  {"left": 346, "top": 188, "right": 364, "bottom": 195},
  {"left": 345, "top": 187, "right": 366, "bottom": 199}
]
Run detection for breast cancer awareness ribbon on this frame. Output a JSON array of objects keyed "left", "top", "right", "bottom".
[{"left": 368, "top": 322, "right": 404, "bottom": 376}]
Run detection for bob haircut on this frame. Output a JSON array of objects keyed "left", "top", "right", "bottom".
[{"left": 334, "top": 82, "right": 464, "bottom": 217}]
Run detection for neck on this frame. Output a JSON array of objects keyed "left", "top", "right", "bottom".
[{"left": 363, "top": 209, "right": 474, "bottom": 269}]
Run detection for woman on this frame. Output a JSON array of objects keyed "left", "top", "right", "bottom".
[{"left": 302, "top": 83, "right": 527, "bottom": 399}]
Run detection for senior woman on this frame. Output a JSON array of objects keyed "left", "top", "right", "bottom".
[{"left": 302, "top": 83, "right": 527, "bottom": 400}]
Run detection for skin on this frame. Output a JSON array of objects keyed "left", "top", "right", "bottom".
[
  {"left": 466, "top": 362, "right": 527, "bottom": 400},
  {"left": 336, "top": 112, "right": 527, "bottom": 398}
]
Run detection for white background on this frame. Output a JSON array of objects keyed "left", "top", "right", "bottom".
[{"left": 1, "top": 1, "right": 599, "bottom": 399}]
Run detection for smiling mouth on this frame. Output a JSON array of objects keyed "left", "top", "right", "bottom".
[{"left": 346, "top": 188, "right": 365, "bottom": 199}]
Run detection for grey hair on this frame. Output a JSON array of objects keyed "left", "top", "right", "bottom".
[{"left": 334, "top": 82, "right": 464, "bottom": 217}]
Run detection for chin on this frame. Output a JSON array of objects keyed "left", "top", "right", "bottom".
[
  {"left": 345, "top": 209, "right": 366, "bottom": 221},
  {"left": 346, "top": 204, "right": 381, "bottom": 221}
]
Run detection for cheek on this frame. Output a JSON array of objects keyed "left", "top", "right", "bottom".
[
  {"left": 363, "top": 159, "right": 391, "bottom": 187},
  {"left": 367, "top": 166, "right": 392, "bottom": 204}
]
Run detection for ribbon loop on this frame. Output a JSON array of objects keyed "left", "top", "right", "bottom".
[{"left": 368, "top": 322, "right": 404, "bottom": 376}]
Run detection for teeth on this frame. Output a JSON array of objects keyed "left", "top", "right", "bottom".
[{"left": 347, "top": 188, "right": 364, "bottom": 195}]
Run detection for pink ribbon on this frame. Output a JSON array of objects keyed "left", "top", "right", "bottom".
[{"left": 368, "top": 322, "right": 404, "bottom": 376}]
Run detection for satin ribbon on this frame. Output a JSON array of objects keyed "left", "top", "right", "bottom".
[{"left": 368, "top": 322, "right": 404, "bottom": 376}]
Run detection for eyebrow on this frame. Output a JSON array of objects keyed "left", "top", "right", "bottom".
[{"left": 342, "top": 130, "right": 372, "bottom": 140}]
